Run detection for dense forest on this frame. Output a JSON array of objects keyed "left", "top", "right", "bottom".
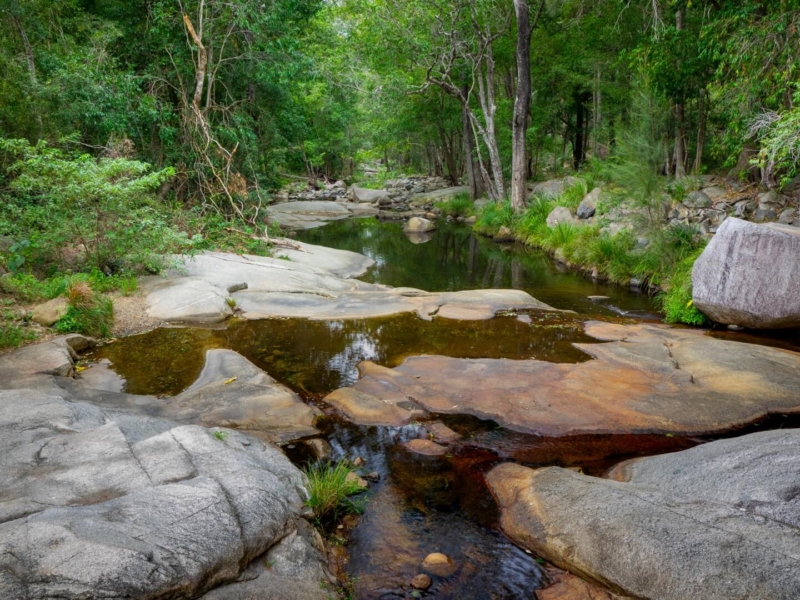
[{"left": 0, "top": 0, "right": 798, "bottom": 342}]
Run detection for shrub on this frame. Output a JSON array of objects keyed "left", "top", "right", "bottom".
[
  {"left": 658, "top": 249, "right": 710, "bottom": 326},
  {"left": 0, "top": 320, "right": 36, "bottom": 350},
  {"left": 475, "top": 200, "right": 515, "bottom": 235},
  {"left": 0, "top": 138, "right": 187, "bottom": 274},
  {"left": 435, "top": 193, "right": 474, "bottom": 217},
  {"left": 55, "top": 293, "right": 114, "bottom": 338},
  {"left": 303, "top": 460, "right": 367, "bottom": 524}
]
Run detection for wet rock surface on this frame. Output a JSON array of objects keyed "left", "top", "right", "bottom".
[
  {"left": 0, "top": 338, "right": 329, "bottom": 600},
  {"left": 65, "top": 348, "right": 320, "bottom": 444},
  {"left": 692, "top": 217, "right": 800, "bottom": 328},
  {"left": 143, "top": 243, "right": 558, "bottom": 323},
  {"left": 487, "top": 429, "right": 800, "bottom": 600},
  {"left": 331, "top": 321, "right": 800, "bottom": 435}
]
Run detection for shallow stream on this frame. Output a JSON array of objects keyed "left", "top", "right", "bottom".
[{"left": 88, "top": 219, "right": 799, "bottom": 599}]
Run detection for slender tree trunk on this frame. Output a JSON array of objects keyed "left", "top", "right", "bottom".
[
  {"left": 511, "top": 0, "right": 535, "bottom": 212},
  {"left": 462, "top": 88, "right": 482, "bottom": 200},
  {"left": 474, "top": 45, "right": 505, "bottom": 200},
  {"left": 674, "top": 8, "right": 686, "bottom": 178},
  {"left": 693, "top": 89, "right": 706, "bottom": 175},
  {"left": 438, "top": 123, "right": 458, "bottom": 185},
  {"left": 573, "top": 91, "right": 585, "bottom": 169},
  {"left": 593, "top": 66, "right": 601, "bottom": 156}
]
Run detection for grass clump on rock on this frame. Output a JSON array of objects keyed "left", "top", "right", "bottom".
[{"left": 303, "top": 460, "right": 367, "bottom": 525}]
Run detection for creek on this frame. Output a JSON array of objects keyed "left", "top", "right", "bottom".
[{"left": 88, "top": 219, "right": 799, "bottom": 599}]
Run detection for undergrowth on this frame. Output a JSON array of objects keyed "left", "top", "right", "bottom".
[
  {"left": 435, "top": 193, "right": 474, "bottom": 217},
  {"left": 474, "top": 180, "right": 709, "bottom": 325}
]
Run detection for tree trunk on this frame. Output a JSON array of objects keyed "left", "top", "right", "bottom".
[
  {"left": 693, "top": 89, "right": 706, "bottom": 175},
  {"left": 462, "top": 88, "right": 482, "bottom": 200},
  {"left": 593, "top": 66, "right": 601, "bottom": 156},
  {"left": 674, "top": 8, "right": 686, "bottom": 178},
  {"left": 511, "top": 0, "right": 534, "bottom": 213},
  {"left": 474, "top": 44, "right": 505, "bottom": 200},
  {"left": 438, "top": 123, "right": 459, "bottom": 185},
  {"left": 573, "top": 91, "right": 586, "bottom": 169}
]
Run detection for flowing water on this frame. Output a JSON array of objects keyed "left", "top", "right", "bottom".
[{"left": 87, "top": 219, "right": 798, "bottom": 599}]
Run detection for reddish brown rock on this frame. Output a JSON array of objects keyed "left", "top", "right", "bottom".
[
  {"left": 411, "top": 574, "right": 433, "bottom": 590},
  {"left": 426, "top": 421, "right": 461, "bottom": 444},
  {"left": 404, "top": 438, "right": 448, "bottom": 456},
  {"left": 536, "top": 573, "right": 625, "bottom": 600},
  {"left": 340, "top": 322, "right": 800, "bottom": 437},
  {"left": 421, "top": 552, "right": 457, "bottom": 577}
]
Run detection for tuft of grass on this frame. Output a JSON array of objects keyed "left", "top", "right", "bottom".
[
  {"left": 658, "top": 249, "right": 710, "bottom": 325},
  {"left": 555, "top": 179, "right": 588, "bottom": 210},
  {"left": 435, "top": 193, "right": 474, "bottom": 217},
  {"left": 213, "top": 430, "right": 230, "bottom": 441},
  {"left": 474, "top": 200, "right": 515, "bottom": 235},
  {"left": 303, "top": 460, "right": 367, "bottom": 524},
  {"left": 55, "top": 294, "right": 114, "bottom": 337}
]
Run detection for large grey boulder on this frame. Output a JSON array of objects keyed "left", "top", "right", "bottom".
[
  {"left": 351, "top": 186, "right": 391, "bottom": 204},
  {"left": 683, "top": 190, "right": 712, "bottom": 208},
  {"left": 692, "top": 217, "right": 800, "bottom": 328},
  {"left": 530, "top": 179, "right": 564, "bottom": 199},
  {"left": 487, "top": 429, "right": 800, "bottom": 600},
  {"left": 0, "top": 390, "right": 325, "bottom": 599},
  {"left": 546, "top": 206, "right": 576, "bottom": 228}
]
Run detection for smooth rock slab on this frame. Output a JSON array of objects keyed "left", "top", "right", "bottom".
[
  {"left": 235, "top": 288, "right": 556, "bottom": 322},
  {"left": 0, "top": 391, "right": 313, "bottom": 599},
  {"left": 487, "top": 429, "right": 800, "bottom": 600},
  {"left": 268, "top": 200, "right": 351, "bottom": 230},
  {"left": 330, "top": 321, "right": 800, "bottom": 435},
  {"left": 692, "top": 217, "right": 800, "bottom": 328}
]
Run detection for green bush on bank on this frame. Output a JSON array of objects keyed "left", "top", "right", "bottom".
[{"left": 474, "top": 196, "right": 708, "bottom": 326}]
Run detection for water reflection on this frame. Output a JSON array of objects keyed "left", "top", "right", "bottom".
[
  {"left": 90, "top": 312, "right": 600, "bottom": 398},
  {"left": 296, "top": 219, "right": 660, "bottom": 317},
  {"left": 303, "top": 421, "right": 546, "bottom": 600}
]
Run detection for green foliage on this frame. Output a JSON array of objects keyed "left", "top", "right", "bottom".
[
  {"left": 435, "top": 193, "right": 474, "bottom": 217},
  {"left": 303, "top": 461, "right": 366, "bottom": 524},
  {"left": 54, "top": 283, "right": 114, "bottom": 338},
  {"left": 0, "top": 138, "right": 189, "bottom": 273},
  {"left": 213, "top": 430, "right": 230, "bottom": 441},
  {"left": 554, "top": 180, "right": 588, "bottom": 210},
  {"left": 659, "top": 249, "right": 710, "bottom": 326},
  {"left": 0, "top": 320, "right": 37, "bottom": 350},
  {"left": 474, "top": 200, "right": 516, "bottom": 235}
]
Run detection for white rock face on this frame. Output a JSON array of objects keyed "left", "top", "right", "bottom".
[{"left": 692, "top": 217, "right": 800, "bottom": 328}]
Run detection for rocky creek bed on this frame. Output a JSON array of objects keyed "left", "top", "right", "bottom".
[{"left": 3, "top": 220, "right": 800, "bottom": 600}]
